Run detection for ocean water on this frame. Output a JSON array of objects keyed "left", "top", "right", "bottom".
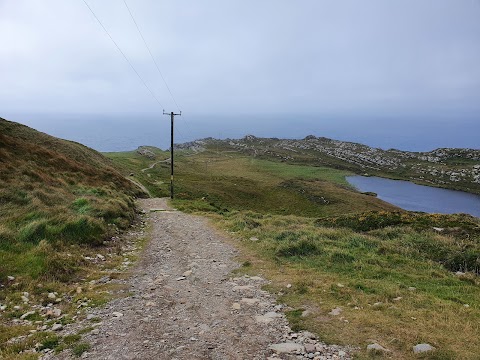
[{"left": 5, "top": 113, "right": 480, "bottom": 153}]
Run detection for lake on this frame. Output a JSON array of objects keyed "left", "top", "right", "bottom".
[{"left": 346, "top": 176, "right": 480, "bottom": 218}]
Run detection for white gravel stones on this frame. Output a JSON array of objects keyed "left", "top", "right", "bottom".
[{"left": 112, "top": 312, "right": 123, "bottom": 318}]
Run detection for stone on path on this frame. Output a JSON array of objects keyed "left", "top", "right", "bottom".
[
  {"left": 413, "top": 343, "right": 436, "bottom": 354},
  {"left": 255, "top": 312, "right": 282, "bottom": 324},
  {"left": 249, "top": 276, "right": 264, "bottom": 281},
  {"left": 233, "top": 285, "right": 253, "bottom": 291},
  {"left": 51, "top": 323, "right": 63, "bottom": 331},
  {"left": 240, "top": 298, "right": 259, "bottom": 305},
  {"left": 182, "top": 270, "right": 193, "bottom": 277},
  {"left": 269, "top": 342, "right": 305, "bottom": 354},
  {"left": 231, "top": 303, "right": 241, "bottom": 310},
  {"left": 112, "top": 312, "right": 123, "bottom": 318}
]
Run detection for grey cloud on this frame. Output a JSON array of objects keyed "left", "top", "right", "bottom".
[{"left": 0, "top": 0, "right": 479, "bottom": 118}]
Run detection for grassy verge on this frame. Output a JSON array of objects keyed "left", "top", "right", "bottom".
[{"left": 197, "top": 210, "right": 479, "bottom": 359}]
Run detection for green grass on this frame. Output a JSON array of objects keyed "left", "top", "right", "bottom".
[
  {"left": 107, "top": 145, "right": 478, "bottom": 358},
  {"left": 215, "top": 210, "right": 480, "bottom": 359},
  {"left": 72, "top": 342, "right": 91, "bottom": 357},
  {"left": 0, "top": 118, "right": 147, "bottom": 358},
  {"left": 0, "top": 118, "right": 144, "bottom": 281},
  {"left": 248, "top": 159, "right": 352, "bottom": 186},
  {"left": 3, "top": 122, "right": 478, "bottom": 359}
]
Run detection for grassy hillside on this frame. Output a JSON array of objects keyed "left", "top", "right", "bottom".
[
  {"left": 176, "top": 136, "right": 480, "bottom": 195},
  {"left": 108, "top": 149, "right": 398, "bottom": 217},
  {"left": 110, "top": 147, "right": 480, "bottom": 359},
  {"left": 0, "top": 117, "right": 145, "bottom": 281}
]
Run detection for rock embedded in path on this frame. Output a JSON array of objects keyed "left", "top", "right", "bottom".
[
  {"left": 413, "top": 343, "right": 436, "bottom": 354},
  {"left": 240, "top": 298, "right": 259, "bottom": 305},
  {"left": 255, "top": 311, "right": 282, "bottom": 324},
  {"left": 269, "top": 342, "right": 305, "bottom": 354},
  {"left": 182, "top": 270, "right": 193, "bottom": 277},
  {"left": 112, "top": 312, "right": 123, "bottom": 318},
  {"left": 233, "top": 285, "right": 254, "bottom": 291},
  {"left": 51, "top": 323, "right": 63, "bottom": 331}
]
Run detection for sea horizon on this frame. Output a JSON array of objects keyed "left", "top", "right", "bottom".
[{"left": 3, "top": 112, "right": 479, "bottom": 153}]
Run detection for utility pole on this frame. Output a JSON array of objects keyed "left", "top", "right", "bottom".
[{"left": 163, "top": 110, "right": 181, "bottom": 199}]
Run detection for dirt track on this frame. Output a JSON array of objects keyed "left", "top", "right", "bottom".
[{"left": 50, "top": 198, "right": 351, "bottom": 359}]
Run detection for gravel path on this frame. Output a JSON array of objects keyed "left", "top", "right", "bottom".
[{"left": 51, "top": 198, "right": 353, "bottom": 359}]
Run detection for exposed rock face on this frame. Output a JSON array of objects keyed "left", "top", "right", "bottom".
[{"left": 136, "top": 146, "right": 156, "bottom": 159}]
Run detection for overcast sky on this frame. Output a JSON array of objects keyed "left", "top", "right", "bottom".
[{"left": 1, "top": 0, "right": 480, "bottom": 124}]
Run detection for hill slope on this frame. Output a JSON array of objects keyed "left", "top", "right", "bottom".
[
  {"left": 176, "top": 135, "right": 480, "bottom": 194},
  {"left": 0, "top": 117, "right": 145, "bottom": 280}
]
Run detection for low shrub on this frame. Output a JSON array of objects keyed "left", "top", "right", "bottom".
[{"left": 276, "top": 239, "right": 321, "bottom": 257}]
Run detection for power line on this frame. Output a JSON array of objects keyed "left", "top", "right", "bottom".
[
  {"left": 123, "top": 0, "right": 181, "bottom": 112},
  {"left": 82, "top": 0, "right": 163, "bottom": 108}
]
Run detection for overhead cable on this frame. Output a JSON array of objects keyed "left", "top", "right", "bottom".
[
  {"left": 123, "top": 0, "right": 181, "bottom": 112},
  {"left": 82, "top": 0, "right": 163, "bottom": 108}
]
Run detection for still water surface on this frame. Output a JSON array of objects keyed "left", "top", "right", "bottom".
[{"left": 346, "top": 176, "right": 480, "bottom": 218}]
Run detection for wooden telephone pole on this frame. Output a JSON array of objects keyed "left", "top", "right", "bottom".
[{"left": 163, "top": 110, "right": 181, "bottom": 199}]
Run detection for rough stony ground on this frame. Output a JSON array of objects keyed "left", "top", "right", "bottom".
[{"left": 50, "top": 198, "right": 353, "bottom": 359}]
